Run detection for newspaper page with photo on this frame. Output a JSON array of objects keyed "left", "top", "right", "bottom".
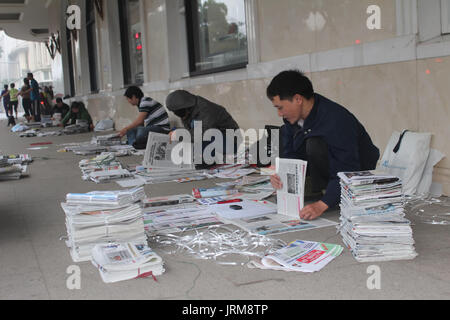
[
  {"left": 276, "top": 158, "right": 308, "bottom": 218},
  {"left": 143, "top": 132, "right": 195, "bottom": 170}
]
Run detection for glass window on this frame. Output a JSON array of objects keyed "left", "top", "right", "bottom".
[
  {"left": 186, "top": 0, "right": 248, "bottom": 75},
  {"left": 118, "top": 0, "right": 144, "bottom": 85}
]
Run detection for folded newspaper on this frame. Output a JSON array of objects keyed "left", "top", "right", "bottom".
[
  {"left": 248, "top": 240, "right": 343, "bottom": 272},
  {"left": 91, "top": 242, "right": 165, "bottom": 283}
]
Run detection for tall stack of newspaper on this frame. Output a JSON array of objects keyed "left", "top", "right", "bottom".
[
  {"left": 338, "top": 171, "right": 418, "bottom": 262},
  {"left": 62, "top": 187, "right": 148, "bottom": 262}
]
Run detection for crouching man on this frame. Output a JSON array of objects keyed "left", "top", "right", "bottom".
[{"left": 268, "top": 70, "right": 380, "bottom": 221}]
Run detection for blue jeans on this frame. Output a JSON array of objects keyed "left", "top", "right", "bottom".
[{"left": 127, "top": 125, "right": 169, "bottom": 147}]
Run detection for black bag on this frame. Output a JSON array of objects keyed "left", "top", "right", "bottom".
[{"left": 7, "top": 116, "right": 16, "bottom": 127}]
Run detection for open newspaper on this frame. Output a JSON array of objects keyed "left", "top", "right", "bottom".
[
  {"left": 276, "top": 158, "right": 307, "bottom": 218},
  {"left": 143, "top": 132, "right": 194, "bottom": 170},
  {"left": 248, "top": 240, "right": 343, "bottom": 272}
]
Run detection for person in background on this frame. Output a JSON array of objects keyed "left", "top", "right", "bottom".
[
  {"left": 1, "top": 85, "right": 10, "bottom": 117},
  {"left": 60, "top": 101, "right": 94, "bottom": 130},
  {"left": 166, "top": 90, "right": 240, "bottom": 167},
  {"left": 52, "top": 98, "right": 70, "bottom": 119},
  {"left": 27, "top": 73, "right": 40, "bottom": 122},
  {"left": 18, "top": 78, "right": 32, "bottom": 122},
  {"left": 120, "top": 86, "right": 170, "bottom": 147},
  {"left": 9, "top": 83, "right": 19, "bottom": 119}
]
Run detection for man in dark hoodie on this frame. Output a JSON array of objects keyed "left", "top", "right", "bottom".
[
  {"left": 166, "top": 90, "right": 240, "bottom": 166},
  {"left": 268, "top": 70, "right": 380, "bottom": 221}
]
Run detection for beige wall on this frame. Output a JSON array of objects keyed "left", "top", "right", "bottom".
[
  {"left": 58, "top": 0, "right": 450, "bottom": 195},
  {"left": 258, "top": 0, "right": 397, "bottom": 62}
]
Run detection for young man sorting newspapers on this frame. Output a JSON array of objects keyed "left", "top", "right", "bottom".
[{"left": 268, "top": 70, "right": 380, "bottom": 221}]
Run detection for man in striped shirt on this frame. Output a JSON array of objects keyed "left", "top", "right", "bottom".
[{"left": 121, "top": 86, "right": 171, "bottom": 147}]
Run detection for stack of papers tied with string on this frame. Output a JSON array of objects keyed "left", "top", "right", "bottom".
[
  {"left": 62, "top": 187, "right": 147, "bottom": 262},
  {"left": 338, "top": 171, "right": 418, "bottom": 262},
  {"left": 91, "top": 242, "right": 165, "bottom": 283}
]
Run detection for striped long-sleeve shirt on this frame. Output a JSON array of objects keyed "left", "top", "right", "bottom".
[{"left": 139, "top": 97, "right": 170, "bottom": 131}]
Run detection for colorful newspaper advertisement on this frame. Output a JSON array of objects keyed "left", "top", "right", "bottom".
[{"left": 259, "top": 240, "right": 343, "bottom": 273}]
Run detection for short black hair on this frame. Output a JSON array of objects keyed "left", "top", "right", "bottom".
[
  {"left": 56, "top": 98, "right": 63, "bottom": 103},
  {"left": 124, "top": 86, "right": 144, "bottom": 100},
  {"left": 267, "top": 70, "right": 314, "bottom": 101},
  {"left": 10, "top": 83, "right": 15, "bottom": 88},
  {"left": 4, "top": 84, "right": 8, "bottom": 89}
]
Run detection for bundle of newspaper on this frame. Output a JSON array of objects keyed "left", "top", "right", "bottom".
[
  {"left": 338, "top": 171, "right": 418, "bottom": 262},
  {"left": 91, "top": 242, "right": 165, "bottom": 283},
  {"left": 78, "top": 153, "right": 132, "bottom": 183},
  {"left": 62, "top": 187, "right": 147, "bottom": 262},
  {"left": 92, "top": 133, "right": 123, "bottom": 147},
  {"left": 142, "top": 194, "right": 224, "bottom": 234},
  {"left": 4, "top": 154, "right": 33, "bottom": 165},
  {"left": 0, "top": 165, "right": 24, "bottom": 181},
  {"left": 63, "top": 122, "right": 90, "bottom": 135},
  {"left": 248, "top": 240, "right": 343, "bottom": 272}
]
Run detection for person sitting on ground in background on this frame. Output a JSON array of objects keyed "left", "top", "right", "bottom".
[
  {"left": 18, "top": 78, "right": 32, "bottom": 122},
  {"left": 9, "top": 83, "right": 19, "bottom": 120},
  {"left": 60, "top": 101, "right": 94, "bottom": 131},
  {"left": 166, "top": 90, "right": 240, "bottom": 167},
  {"left": 120, "top": 86, "right": 171, "bottom": 148},
  {"left": 267, "top": 70, "right": 380, "bottom": 221},
  {"left": 1, "top": 85, "right": 10, "bottom": 117},
  {"left": 52, "top": 98, "right": 70, "bottom": 119}
]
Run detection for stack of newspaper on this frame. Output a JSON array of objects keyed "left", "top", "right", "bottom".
[
  {"left": 63, "top": 122, "right": 90, "bottom": 135},
  {"left": 79, "top": 153, "right": 134, "bottom": 183},
  {"left": 5, "top": 154, "right": 32, "bottom": 165},
  {"left": 91, "top": 242, "right": 165, "bottom": 283},
  {"left": 142, "top": 194, "right": 224, "bottom": 234},
  {"left": 92, "top": 133, "right": 123, "bottom": 147},
  {"left": 0, "top": 165, "right": 23, "bottom": 180},
  {"left": 338, "top": 171, "right": 418, "bottom": 262},
  {"left": 62, "top": 187, "right": 147, "bottom": 262}
]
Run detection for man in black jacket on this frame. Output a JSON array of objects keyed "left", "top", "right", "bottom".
[{"left": 268, "top": 70, "right": 380, "bottom": 221}]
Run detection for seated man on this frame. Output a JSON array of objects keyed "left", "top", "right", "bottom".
[
  {"left": 52, "top": 98, "right": 70, "bottom": 119},
  {"left": 60, "top": 101, "right": 94, "bottom": 131},
  {"left": 268, "top": 70, "right": 380, "bottom": 221},
  {"left": 120, "top": 86, "right": 170, "bottom": 147},
  {"left": 166, "top": 90, "right": 240, "bottom": 162}
]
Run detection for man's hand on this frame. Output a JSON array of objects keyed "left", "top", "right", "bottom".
[
  {"left": 300, "top": 201, "right": 329, "bottom": 221},
  {"left": 119, "top": 128, "right": 128, "bottom": 138},
  {"left": 169, "top": 130, "right": 177, "bottom": 142},
  {"left": 270, "top": 174, "right": 283, "bottom": 190}
]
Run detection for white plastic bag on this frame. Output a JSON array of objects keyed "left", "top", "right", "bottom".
[
  {"left": 94, "top": 119, "right": 114, "bottom": 132},
  {"left": 379, "top": 130, "right": 432, "bottom": 195}
]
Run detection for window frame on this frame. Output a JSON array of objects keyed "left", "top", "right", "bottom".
[
  {"left": 86, "top": 0, "right": 99, "bottom": 93},
  {"left": 118, "top": 0, "right": 144, "bottom": 87},
  {"left": 184, "top": 0, "right": 249, "bottom": 77}
]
